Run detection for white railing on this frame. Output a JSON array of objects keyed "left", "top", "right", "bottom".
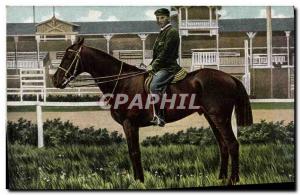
[
  {"left": 7, "top": 60, "right": 44, "bottom": 69},
  {"left": 180, "top": 20, "right": 218, "bottom": 29},
  {"left": 7, "top": 51, "right": 48, "bottom": 69},
  {"left": 191, "top": 52, "right": 219, "bottom": 71},
  {"left": 7, "top": 52, "right": 48, "bottom": 60},
  {"left": 19, "top": 68, "right": 46, "bottom": 101},
  {"left": 252, "top": 54, "right": 287, "bottom": 67}
]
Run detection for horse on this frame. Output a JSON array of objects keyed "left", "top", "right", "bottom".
[{"left": 52, "top": 37, "right": 253, "bottom": 185}]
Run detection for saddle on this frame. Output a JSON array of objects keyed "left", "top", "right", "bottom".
[{"left": 144, "top": 67, "right": 188, "bottom": 93}]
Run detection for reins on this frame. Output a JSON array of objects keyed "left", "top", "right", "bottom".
[{"left": 71, "top": 71, "right": 146, "bottom": 87}]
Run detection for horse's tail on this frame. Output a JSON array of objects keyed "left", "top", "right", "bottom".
[{"left": 232, "top": 76, "right": 253, "bottom": 126}]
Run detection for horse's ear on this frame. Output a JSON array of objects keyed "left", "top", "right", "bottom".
[{"left": 77, "top": 37, "right": 84, "bottom": 46}]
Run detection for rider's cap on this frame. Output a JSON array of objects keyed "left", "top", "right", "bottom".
[{"left": 154, "top": 8, "right": 170, "bottom": 17}]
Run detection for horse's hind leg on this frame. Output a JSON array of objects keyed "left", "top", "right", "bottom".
[
  {"left": 203, "top": 113, "right": 229, "bottom": 180},
  {"left": 208, "top": 114, "right": 239, "bottom": 185}
]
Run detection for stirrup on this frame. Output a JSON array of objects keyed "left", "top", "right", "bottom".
[{"left": 150, "top": 116, "right": 166, "bottom": 127}]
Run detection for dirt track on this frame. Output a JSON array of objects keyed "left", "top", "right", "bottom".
[{"left": 7, "top": 109, "right": 294, "bottom": 141}]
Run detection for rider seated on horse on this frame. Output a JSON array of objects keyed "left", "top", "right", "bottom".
[{"left": 147, "top": 8, "right": 181, "bottom": 127}]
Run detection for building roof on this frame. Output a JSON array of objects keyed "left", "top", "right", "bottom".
[
  {"left": 219, "top": 18, "right": 294, "bottom": 32},
  {"left": 7, "top": 18, "right": 294, "bottom": 36},
  {"left": 75, "top": 21, "right": 160, "bottom": 34},
  {"left": 7, "top": 23, "right": 36, "bottom": 35}
]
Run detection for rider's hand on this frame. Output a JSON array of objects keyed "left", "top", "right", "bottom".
[{"left": 147, "top": 65, "right": 153, "bottom": 71}]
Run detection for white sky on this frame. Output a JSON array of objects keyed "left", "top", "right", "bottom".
[{"left": 6, "top": 6, "right": 294, "bottom": 23}]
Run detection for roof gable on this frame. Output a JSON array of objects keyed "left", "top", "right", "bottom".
[{"left": 36, "top": 16, "right": 79, "bottom": 35}]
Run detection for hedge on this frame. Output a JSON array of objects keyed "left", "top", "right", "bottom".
[
  {"left": 7, "top": 118, "right": 294, "bottom": 147},
  {"left": 7, "top": 118, "right": 125, "bottom": 147},
  {"left": 141, "top": 120, "right": 294, "bottom": 147}
]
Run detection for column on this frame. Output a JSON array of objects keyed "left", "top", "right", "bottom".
[
  {"left": 285, "top": 31, "right": 291, "bottom": 98},
  {"left": 179, "top": 35, "right": 182, "bottom": 66},
  {"left": 246, "top": 32, "right": 257, "bottom": 68},
  {"left": 14, "top": 36, "right": 18, "bottom": 69},
  {"left": 266, "top": 6, "right": 273, "bottom": 98},
  {"left": 138, "top": 34, "right": 148, "bottom": 64},
  {"left": 178, "top": 7, "right": 182, "bottom": 66},
  {"left": 216, "top": 8, "right": 219, "bottom": 70},
  {"left": 216, "top": 33, "right": 219, "bottom": 70},
  {"left": 178, "top": 7, "right": 182, "bottom": 29},
  {"left": 104, "top": 34, "right": 113, "bottom": 54},
  {"left": 215, "top": 7, "right": 219, "bottom": 27},
  {"left": 285, "top": 31, "right": 290, "bottom": 66},
  {"left": 266, "top": 6, "right": 272, "bottom": 68},
  {"left": 209, "top": 6, "right": 212, "bottom": 27},
  {"left": 35, "top": 35, "right": 41, "bottom": 68},
  {"left": 185, "top": 7, "right": 188, "bottom": 28},
  {"left": 247, "top": 32, "right": 257, "bottom": 96}
]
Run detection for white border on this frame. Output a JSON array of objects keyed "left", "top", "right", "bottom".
[{"left": 1, "top": 0, "right": 298, "bottom": 193}]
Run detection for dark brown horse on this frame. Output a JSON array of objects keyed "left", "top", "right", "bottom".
[{"left": 52, "top": 38, "right": 253, "bottom": 185}]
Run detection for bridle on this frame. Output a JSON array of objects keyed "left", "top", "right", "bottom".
[{"left": 57, "top": 46, "right": 82, "bottom": 87}]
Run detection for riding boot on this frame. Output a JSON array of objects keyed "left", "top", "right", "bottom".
[{"left": 150, "top": 94, "right": 166, "bottom": 127}]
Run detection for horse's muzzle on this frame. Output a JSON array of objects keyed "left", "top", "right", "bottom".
[{"left": 52, "top": 75, "right": 65, "bottom": 89}]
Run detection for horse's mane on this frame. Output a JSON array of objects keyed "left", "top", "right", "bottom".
[{"left": 84, "top": 45, "right": 144, "bottom": 72}]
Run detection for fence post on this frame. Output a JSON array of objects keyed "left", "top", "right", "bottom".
[{"left": 36, "top": 102, "right": 44, "bottom": 148}]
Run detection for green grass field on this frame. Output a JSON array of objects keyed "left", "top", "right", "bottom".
[
  {"left": 7, "top": 143, "right": 294, "bottom": 190},
  {"left": 7, "top": 102, "right": 294, "bottom": 112}
]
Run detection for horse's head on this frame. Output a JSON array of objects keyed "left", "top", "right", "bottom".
[{"left": 52, "top": 37, "right": 84, "bottom": 89}]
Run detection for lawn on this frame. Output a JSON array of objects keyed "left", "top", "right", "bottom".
[{"left": 7, "top": 143, "right": 294, "bottom": 190}]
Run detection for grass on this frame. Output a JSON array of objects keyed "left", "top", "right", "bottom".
[
  {"left": 7, "top": 102, "right": 294, "bottom": 112},
  {"left": 7, "top": 143, "right": 295, "bottom": 190}
]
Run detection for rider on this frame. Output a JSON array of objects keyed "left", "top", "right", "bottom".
[{"left": 147, "top": 8, "right": 181, "bottom": 127}]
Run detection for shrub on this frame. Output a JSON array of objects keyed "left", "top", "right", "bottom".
[
  {"left": 7, "top": 118, "right": 125, "bottom": 147},
  {"left": 141, "top": 120, "right": 295, "bottom": 147},
  {"left": 238, "top": 120, "right": 295, "bottom": 144}
]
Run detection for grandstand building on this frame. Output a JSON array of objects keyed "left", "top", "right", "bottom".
[{"left": 6, "top": 6, "right": 295, "bottom": 98}]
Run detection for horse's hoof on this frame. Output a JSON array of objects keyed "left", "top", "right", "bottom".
[{"left": 227, "top": 175, "right": 239, "bottom": 186}]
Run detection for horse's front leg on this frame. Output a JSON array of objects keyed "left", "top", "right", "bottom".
[{"left": 123, "top": 119, "right": 144, "bottom": 182}]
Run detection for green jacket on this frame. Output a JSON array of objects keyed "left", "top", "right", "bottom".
[{"left": 150, "top": 25, "right": 181, "bottom": 73}]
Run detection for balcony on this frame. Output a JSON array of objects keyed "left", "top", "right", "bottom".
[{"left": 180, "top": 20, "right": 218, "bottom": 30}]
